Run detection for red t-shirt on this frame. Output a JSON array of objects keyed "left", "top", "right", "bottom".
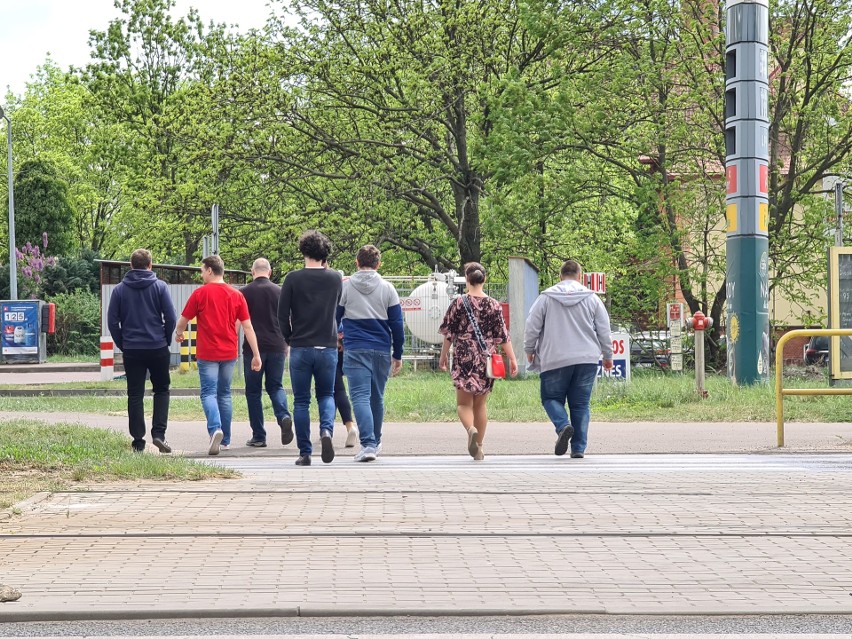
[{"left": 181, "top": 283, "right": 250, "bottom": 361}]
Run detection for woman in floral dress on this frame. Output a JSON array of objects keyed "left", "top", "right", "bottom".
[{"left": 439, "top": 262, "right": 518, "bottom": 460}]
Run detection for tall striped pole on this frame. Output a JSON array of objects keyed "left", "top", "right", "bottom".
[{"left": 725, "top": 0, "right": 770, "bottom": 384}]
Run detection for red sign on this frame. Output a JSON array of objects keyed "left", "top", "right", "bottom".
[
  {"left": 727, "top": 165, "right": 737, "bottom": 195},
  {"left": 759, "top": 164, "right": 768, "bottom": 194},
  {"left": 584, "top": 272, "right": 606, "bottom": 293}
]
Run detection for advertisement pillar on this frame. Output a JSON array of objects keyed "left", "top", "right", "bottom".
[{"left": 725, "top": 0, "right": 770, "bottom": 384}]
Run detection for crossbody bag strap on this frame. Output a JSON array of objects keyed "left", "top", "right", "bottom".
[{"left": 460, "top": 294, "right": 488, "bottom": 352}]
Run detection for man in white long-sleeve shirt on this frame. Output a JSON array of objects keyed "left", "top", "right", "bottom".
[{"left": 523, "top": 260, "right": 613, "bottom": 459}]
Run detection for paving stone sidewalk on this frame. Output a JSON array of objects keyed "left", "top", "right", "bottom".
[{"left": 2, "top": 454, "right": 852, "bottom": 621}]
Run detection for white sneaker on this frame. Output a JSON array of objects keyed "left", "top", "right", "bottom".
[
  {"left": 354, "top": 446, "right": 377, "bottom": 462},
  {"left": 376, "top": 442, "right": 382, "bottom": 455},
  {"left": 345, "top": 426, "right": 359, "bottom": 448},
  {"left": 208, "top": 429, "right": 224, "bottom": 456}
]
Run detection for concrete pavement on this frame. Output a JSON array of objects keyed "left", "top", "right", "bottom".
[
  {"left": 2, "top": 449, "right": 852, "bottom": 621},
  {"left": 1, "top": 410, "right": 851, "bottom": 456}
]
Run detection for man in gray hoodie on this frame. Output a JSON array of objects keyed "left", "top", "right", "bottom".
[{"left": 523, "top": 260, "right": 613, "bottom": 458}]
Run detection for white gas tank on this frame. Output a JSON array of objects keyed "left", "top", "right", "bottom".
[{"left": 402, "top": 274, "right": 455, "bottom": 344}]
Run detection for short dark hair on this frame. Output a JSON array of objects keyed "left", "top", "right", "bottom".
[
  {"left": 299, "top": 230, "right": 332, "bottom": 262},
  {"left": 202, "top": 255, "right": 225, "bottom": 276},
  {"left": 560, "top": 260, "right": 582, "bottom": 279},
  {"left": 464, "top": 262, "right": 486, "bottom": 285},
  {"left": 130, "top": 248, "right": 152, "bottom": 270},
  {"left": 356, "top": 245, "right": 381, "bottom": 269}
]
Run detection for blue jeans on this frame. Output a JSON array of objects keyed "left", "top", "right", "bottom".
[
  {"left": 198, "top": 358, "right": 237, "bottom": 445},
  {"left": 244, "top": 351, "right": 291, "bottom": 442},
  {"left": 540, "top": 363, "right": 598, "bottom": 454},
  {"left": 289, "top": 347, "right": 337, "bottom": 456},
  {"left": 343, "top": 349, "right": 391, "bottom": 448}
]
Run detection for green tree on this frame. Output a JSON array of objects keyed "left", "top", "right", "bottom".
[{"left": 10, "top": 159, "right": 75, "bottom": 256}]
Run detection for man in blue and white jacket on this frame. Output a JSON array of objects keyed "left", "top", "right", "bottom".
[{"left": 336, "top": 245, "right": 405, "bottom": 462}]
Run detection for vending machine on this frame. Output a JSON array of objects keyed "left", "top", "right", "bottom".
[{"left": 1, "top": 300, "right": 51, "bottom": 363}]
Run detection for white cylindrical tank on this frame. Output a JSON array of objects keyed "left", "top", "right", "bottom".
[{"left": 402, "top": 274, "right": 455, "bottom": 344}]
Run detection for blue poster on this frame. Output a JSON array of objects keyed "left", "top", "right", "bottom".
[{"left": 2, "top": 302, "right": 39, "bottom": 355}]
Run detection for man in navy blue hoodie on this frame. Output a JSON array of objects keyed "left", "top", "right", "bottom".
[{"left": 108, "top": 249, "right": 177, "bottom": 453}]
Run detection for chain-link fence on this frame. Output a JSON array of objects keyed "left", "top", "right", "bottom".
[{"left": 387, "top": 276, "right": 507, "bottom": 365}]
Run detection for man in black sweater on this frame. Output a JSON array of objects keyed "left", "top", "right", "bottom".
[
  {"left": 240, "top": 258, "right": 294, "bottom": 448},
  {"left": 278, "top": 231, "right": 342, "bottom": 465}
]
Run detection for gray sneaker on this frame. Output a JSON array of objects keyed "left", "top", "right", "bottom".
[{"left": 354, "top": 446, "right": 377, "bottom": 462}]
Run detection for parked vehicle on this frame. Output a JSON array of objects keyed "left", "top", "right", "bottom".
[
  {"left": 804, "top": 335, "right": 829, "bottom": 365},
  {"left": 630, "top": 332, "right": 670, "bottom": 368}
]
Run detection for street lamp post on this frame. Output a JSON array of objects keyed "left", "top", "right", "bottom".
[{"left": 0, "top": 106, "right": 17, "bottom": 300}]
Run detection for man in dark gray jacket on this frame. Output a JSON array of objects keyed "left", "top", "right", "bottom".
[
  {"left": 108, "top": 248, "right": 177, "bottom": 453},
  {"left": 523, "top": 260, "right": 613, "bottom": 458}
]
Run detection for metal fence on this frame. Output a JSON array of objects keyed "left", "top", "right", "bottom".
[{"left": 386, "top": 276, "right": 508, "bottom": 363}]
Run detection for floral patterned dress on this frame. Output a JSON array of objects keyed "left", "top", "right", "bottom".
[{"left": 439, "top": 294, "right": 510, "bottom": 395}]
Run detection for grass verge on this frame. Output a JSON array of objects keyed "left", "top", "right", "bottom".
[
  {"left": 0, "top": 367, "right": 847, "bottom": 423},
  {"left": 0, "top": 420, "right": 238, "bottom": 510}
]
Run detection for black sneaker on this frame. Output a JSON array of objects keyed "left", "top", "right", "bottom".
[
  {"left": 295, "top": 455, "right": 311, "bottom": 466},
  {"left": 245, "top": 438, "right": 267, "bottom": 448},
  {"left": 279, "top": 414, "right": 294, "bottom": 445},
  {"left": 152, "top": 438, "right": 172, "bottom": 454},
  {"left": 555, "top": 425, "right": 574, "bottom": 456},
  {"left": 571, "top": 452, "right": 584, "bottom": 459},
  {"left": 320, "top": 429, "right": 335, "bottom": 463}
]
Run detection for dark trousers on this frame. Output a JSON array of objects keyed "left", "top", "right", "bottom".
[
  {"left": 123, "top": 346, "right": 171, "bottom": 451},
  {"left": 335, "top": 349, "right": 353, "bottom": 424}
]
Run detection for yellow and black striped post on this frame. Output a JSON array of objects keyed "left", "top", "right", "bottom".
[{"left": 179, "top": 321, "right": 198, "bottom": 371}]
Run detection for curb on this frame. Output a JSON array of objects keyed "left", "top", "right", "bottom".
[{"left": 3, "top": 605, "right": 852, "bottom": 622}]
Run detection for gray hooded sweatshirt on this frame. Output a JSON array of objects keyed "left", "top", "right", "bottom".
[{"left": 523, "top": 278, "right": 612, "bottom": 373}]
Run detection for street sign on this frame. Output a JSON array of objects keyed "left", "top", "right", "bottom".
[
  {"left": 667, "top": 302, "right": 683, "bottom": 328},
  {"left": 598, "top": 331, "right": 630, "bottom": 381}
]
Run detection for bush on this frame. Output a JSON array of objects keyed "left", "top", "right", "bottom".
[{"left": 47, "top": 290, "right": 101, "bottom": 356}]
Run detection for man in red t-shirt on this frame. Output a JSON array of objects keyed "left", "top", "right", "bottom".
[{"left": 176, "top": 255, "right": 262, "bottom": 455}]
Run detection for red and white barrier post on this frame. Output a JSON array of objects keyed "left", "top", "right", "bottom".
[{"left": 100, "top": 336, "right": 114, "bottom": 381}]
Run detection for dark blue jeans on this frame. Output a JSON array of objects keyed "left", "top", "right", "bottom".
[
  {"left": 539, "top": 363, "right": 598, "bottom": 454},
  {"left": 244, "top": 351, "right": 291, "bottom": 442},
  {"left": 289, "top": 347, "right": 337, "bottom": 456},
  {"left": 343, "top": 349, "right": 391, "bottom": 448}
]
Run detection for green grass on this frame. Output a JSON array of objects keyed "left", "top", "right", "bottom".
[
  {"left": 0, "top": 367, "right": 848, "bottom": 423},
  {"left": 0, "top": 420, "right": 238, "bottom": 510}
]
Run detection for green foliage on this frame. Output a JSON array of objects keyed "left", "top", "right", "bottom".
[
  {"left": 9, "top": 159, "right": 75, "bottom": 256},
  {"left": 2, "top": 0, "right": 851, "bottom": 334},
  {"left": 41, "top": 249, "right": 101, "bottom": 296},
  {"left": 47, "top": 290, "right": 101, "bottom": 356}
]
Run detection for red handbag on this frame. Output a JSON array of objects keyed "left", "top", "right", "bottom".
[{"left": 486, "top": 352, "right": 506, "bottom": 379}]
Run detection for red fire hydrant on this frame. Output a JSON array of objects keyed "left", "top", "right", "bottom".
[{"left": 686, "top": 311, "right": 714, "bottom": 398}]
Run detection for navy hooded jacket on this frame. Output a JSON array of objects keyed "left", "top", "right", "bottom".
[{"left": 107, "top": 269, "right": 177, "bottom": 351}]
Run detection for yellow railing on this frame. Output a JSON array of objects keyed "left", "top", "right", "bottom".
[{"left": 775, "top": 328, "right": 852, "bottom": 447}]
